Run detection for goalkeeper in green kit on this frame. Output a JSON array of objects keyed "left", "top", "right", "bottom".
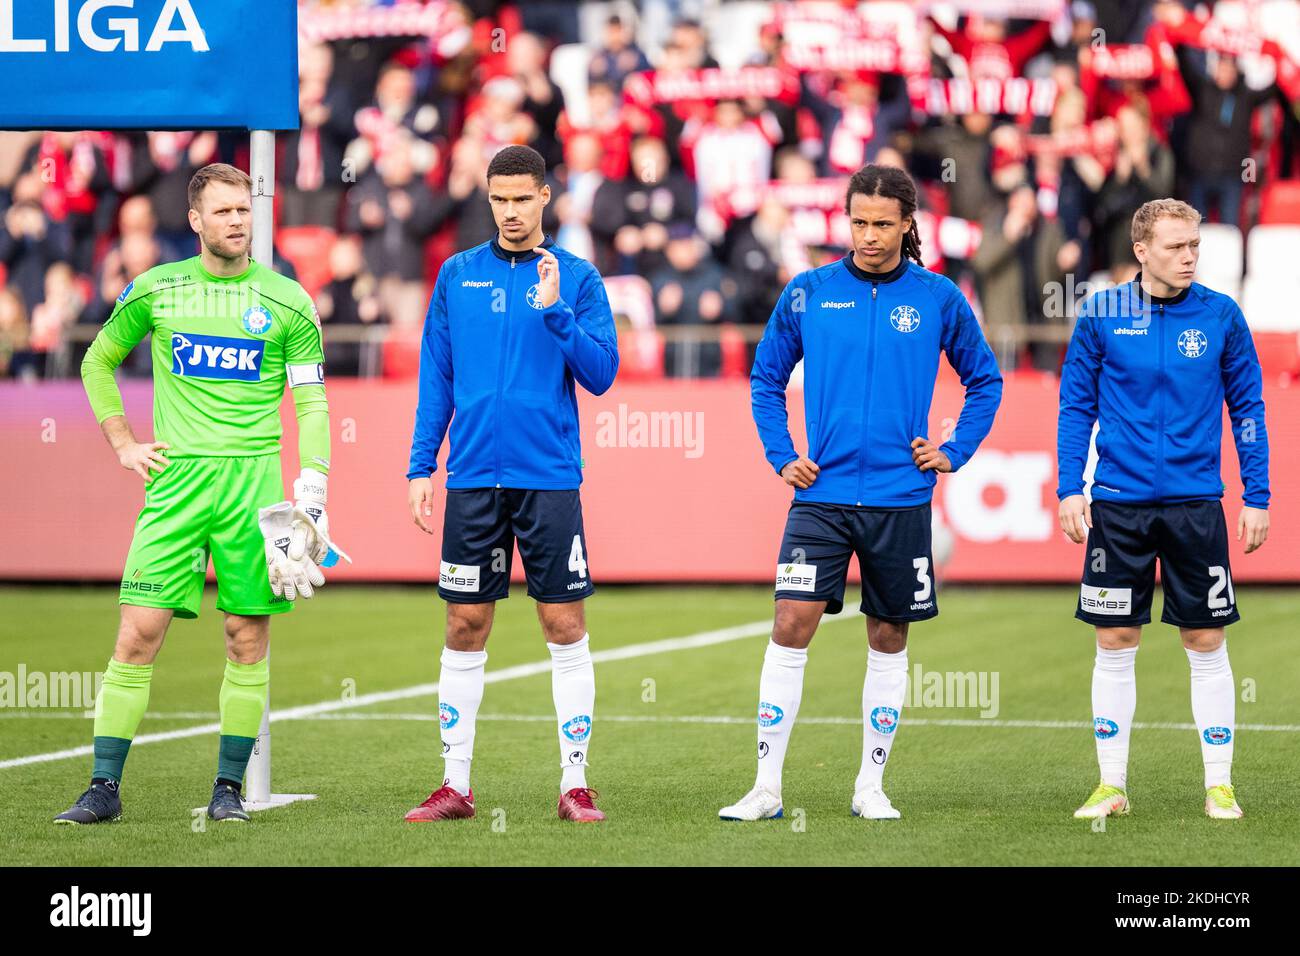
[{"left": 55, "top": 164, "right": 347, "bottom": 825}]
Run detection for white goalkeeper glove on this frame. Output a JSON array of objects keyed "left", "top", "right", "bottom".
[
  {"left": 290, "top": 468, "right": 351, "bottom": 567},
  {"left": 258, "top": 501, "right": 325, "bottom": 600}
]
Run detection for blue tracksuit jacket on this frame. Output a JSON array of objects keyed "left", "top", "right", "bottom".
[{"left": 406, "top": 235, "right": 619, "bottom": 488}]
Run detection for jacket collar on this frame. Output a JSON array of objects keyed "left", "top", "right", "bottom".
[
  {"left": 490, "top": 233, "right": 555, "bottom": 263},
  {"left": 842, "top": 254, "right": 909, "bottom": 284},
  {"left": 1133, "top": 271, "right": 1191, "bottom": 306}
]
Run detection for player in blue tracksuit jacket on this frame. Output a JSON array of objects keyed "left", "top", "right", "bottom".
[
  {"left": 1057, "top": 199, "right": 1270, "bottom": 823},
  {"left": 719, "top": 165, "right": 1003, "bottom": 824},
  {"left": 404, "top": 146, "right": 618, "bottom": 825}
]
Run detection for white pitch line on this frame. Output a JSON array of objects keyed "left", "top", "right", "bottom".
[
  {"left": 0, "top": 612, "right": 852, "bottom": 771},
  {"left": 294, "top": 713, "right": 1300, "bottom": 733}
]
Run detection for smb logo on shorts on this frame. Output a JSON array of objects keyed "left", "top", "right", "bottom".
[
  {"left": 775, "top": 563, "right": 817, "bottom": 592},
  {"left": 525, "top": 283, "right": 546, "bottom": 310},
  {"left": 889, "top": 304, "right": 921, "bottom": 333},
  {"left": 870, "top": 706, "right": 899, "bottom": 734},
  {"left": 562, "top": 715, "right": 591, "bottom": 742},
  {"left": 170, "top": 332, "right": 264, "bottom": 381},
  {"left": 1178, "top": 328, "right": 1207, "bottom": 358},
  {"left": 241, "top": 306, "right": 273, "bottom": 335},
  {"left": 439, "top": 703, "right": 460, "bottom": 729},
  {"left": 439, "top": 561, "right": 481, "bottom": 593},
  {"left": 1094, "top": 717, "right": 1119, "bottom": 739},
  {"left": 1203, "top": 726, "right": 1232, "bottom": 745},
  {"left": 758, "top": 702, "right": 784, "bottom": 727},
  {"left": 1080, "top": 584, "right": 1132, "bottom": 615}
]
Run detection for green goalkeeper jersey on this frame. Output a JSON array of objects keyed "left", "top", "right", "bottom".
[{"left": 82, "top": 256, "right": 329, "bottom": 467}]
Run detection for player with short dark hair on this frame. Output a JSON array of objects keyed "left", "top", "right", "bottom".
[
  {"left": 721, "top": 164, "right": 1003, "bottom": 822},
  {"left": 405, "top": 144, "right": 619, "bottom": 823},
  {"left": 1059, "top": 198, "right": 1270, "bottom": 821},
  {"left": 56, "top": 163, "right": 341, "bottom": 825}
]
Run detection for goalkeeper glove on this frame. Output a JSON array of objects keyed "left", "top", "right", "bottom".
[
  {"left": 259, "top": 501, "right": 325, "bottom": 600},
  {"left": 290, "top": 468, "right": 351, "bottom": 567}
]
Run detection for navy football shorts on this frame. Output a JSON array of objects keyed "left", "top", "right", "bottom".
[
  {"left": 438, "top": 489, "right": 594, "bottom": 604},
  {"left": 1076, "top": 500, "right": 1240, "bottom": 628},
  {"left": 773, "top": 501, "right": 937, "bottom": 622}
]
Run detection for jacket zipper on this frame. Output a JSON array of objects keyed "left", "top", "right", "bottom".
[
  {"left": 1155, "top": 301, "right": 1165, "bottom": 501},
  {"left": 858, "top": 282, "right": 879, "bottom": 506},
  {"left": 496, "top": 255, "right": 517, "bottom": 488}
]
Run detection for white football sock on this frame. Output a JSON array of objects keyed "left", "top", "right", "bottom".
[
  {"left": 1187, "top": 643, "right": 1235, "bottom": 789},
  {"left": 754, "top": 639, "right": 808, "bottom": 796},
  {"left": 1092, "top": 645, "right": 1138, "bottom": 789},
  {"left": 855, "top": 646, "right": 908, "bottom": 793},
  {"left": 438, "top": 647, "right": 487, "bottom": 796},
  {"left": 549, "top": 634, "right": 595, "bottom": 793}
]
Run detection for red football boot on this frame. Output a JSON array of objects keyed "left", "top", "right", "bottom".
[
  {"left": 405, "top": 784, "right": 475, "bottom": 821},
  {"left": 558, "top": 787, "right": 606, "bottom": 823}
]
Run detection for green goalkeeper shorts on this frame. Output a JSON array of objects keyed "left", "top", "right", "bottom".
[{"left": 118, "top": 454, "right": 291, "bottom": 620}]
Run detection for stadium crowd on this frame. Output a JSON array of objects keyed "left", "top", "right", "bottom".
[{"left": 1, "top": 0, "right": 1299, "bottom": 380}]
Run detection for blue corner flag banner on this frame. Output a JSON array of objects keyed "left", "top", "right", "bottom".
[{"left": 0, "top": 0, "right": 300, "bottom": 131}]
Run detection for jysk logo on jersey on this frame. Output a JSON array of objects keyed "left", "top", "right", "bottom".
[
  {"left": 562, "top": 715, "right": 592, "bottom": 742},
  {"left": 1094, "top": 717, "right": 1119, "bottom": 739},
  {"left": 758, "top": 702, "right": 784, "bottom": 727},
  {"left": 241, "top": 306, "right": 273, "bottom": 335},
  {"left": 1178, "top": 328, "right": 1208, "bottom": 358},
  {"left": 870, "top": 706, "right": 899, "bottom": 734},
  {"left": 439, "top": 561, "right": 480, "bottom": 593},
  {"left": 890, "top": 304, "right": 921, "bottom": 333},
  {"left": 1203, "top": 726, "right": 1232, "bottom": 745},
  {"left": 170, "top": 333, "right": 264, "bottom": 381},
  {"left": 525, "top": 283, "right": 546, "bottom": 310},
  {"left": 439, "top": 703, "right": 460, "bottom": 730},
  {"left": 117, "top": 281, "right": 134, "bottom": 303}
]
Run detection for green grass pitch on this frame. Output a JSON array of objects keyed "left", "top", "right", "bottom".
[{"left": 1, "top": 584, "right": 1297, "bottom": 866}]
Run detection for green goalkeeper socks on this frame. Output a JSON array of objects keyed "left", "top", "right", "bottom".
[
  {"left": 92, "top": 658, "right": 154, "bottom": 783},
  {"left": 217, "top": 657, "right": 269, "bottom": 785}
]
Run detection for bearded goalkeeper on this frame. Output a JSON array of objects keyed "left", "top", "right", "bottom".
[{"left": 55, "top": 164, "right": 342, "bottom": 825}]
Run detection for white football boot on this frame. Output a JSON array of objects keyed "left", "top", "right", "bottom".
[
  {"left": 718, "top": 785, "right": 784, "bottom": 821},
  {"left": 851, "top": 785, "right": 901, "bottom": 820}
]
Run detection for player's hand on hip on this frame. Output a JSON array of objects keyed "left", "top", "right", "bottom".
[
  {"left": 535, "top": 248, "right": 560, "bottom": 308},
  {"left": 1237, "top": 505, "right": 1269, "bottom": 553},
  {"left": 119, "top": 441, "right": 170, "bottom": 481},
  {"left": 911, "top": 436, "right": 952, "bottom": 473},
  {"left": 780, "top": 457, "right": 820, "bottom": 489},
  {"left": 1058, "top": 494, "right": 1092, "bottom": 544},
  {"left": 409, "top": 477, "right": 436, "bottom": 534}
]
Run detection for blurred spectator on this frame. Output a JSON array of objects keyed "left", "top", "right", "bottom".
[
  {"left": 1176, "top": 50, "right": 1277, "bottom": 228},
  {"left": 801, "top": 72, "right": 910, "bottom": 175},
  {"left": 0, "top": 171, "right": 69, "bottom": 313},
  {"left": 28, "top": 132, "right": 111, "bottom": 273},
  {"left": 681, "top": 99, "right": 780, "bottom": 239},
  {"left": 1095, "top": 102, "right": 1174, "bottom": 271},
  {"left": 462, "top": 76, "right": 538, "bottom": 160},
  {"left": 591, "top": 135, "right": 696, "bottom": 276},
  {"left": 553, "top": 133, "right": 605, "bottom": 263},
  {"left": 930, "top": 14, "right": 1052, "bottom": 81},
  {"left": 972, "top": 184, "right": 1068, "bottom": 372},
  {"left": 0, "top": 286, "right": 40, "bottom": 380},
  {"left": 345, "top": 137, "right": 440, "bottom": 326},
  {"left": 508, "top": 32, "right": 566, "bottom": 169},
  {"left": 723, "top": 196, "right": 791, "bottom": 328},
  {"left": 30, "top": 262, "right": 85, "bottom": 353},
  {"left": 125, "top": 131, "right": 217, "bottom": 255},
  {"left": 349, "top": 62, "right": 442, "bottom": 182},
  {"left": 317, "top": 235, "right": 382, "bottom": 376},
  {"left": 911, "top": 113, "right": 997, "bottom": 221},
  {"left": 669, "top": 19, "right": 719, "bottom": 70},
  {"left": 650, "top": 227, "right": 734, "bottom": 378},
  {"left": 282, "top": 42, "right": 356, "bottom": 228},
  {"left": 588, "top": 15, "right": 652, "bottom": 90},
  {"left": 557, "top": 79, "right": 649, "bottom": 182}
]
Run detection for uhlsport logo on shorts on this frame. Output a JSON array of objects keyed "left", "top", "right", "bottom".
[
  {"left": 1080, "top": 584, "right": 1132, "bottom": 615},
  {"left": 1094, "top": 717, "right": 1119, "bottom": 739},
  {"left": 241, "top": 305, "right": 273, "bottom": 335},
  {"left": 562, "top": 715, "right": 591, "bottom": 742},
  {"left": 775, "top": 562, "right": 817, "bottom": 592},
  {"left": 890, "top": 304, "right": 921, "bottom": 333},
  {"left": 1178, "top": 328, "right": 1207, "bottom": 358},
  {"left": 870, "top": 706, "right": 899, "bottom": 734},
  {"left": 439, "top": 702, "right": 460, "bottom": 729},
  {"left": 170, "top": 332, "right": 264, "bottom": 381},
  {"left": 525, "top": 283, "right": 546, "bottom": 309},
  {"left": 439, "top": 561, "right": 480, "bottom": 593},
  {"left": 757, "top": 701, "right": 784, "bottom": 727},
  {"left": 1203, "top": 726, "right": 1232, "bottom": 745}
]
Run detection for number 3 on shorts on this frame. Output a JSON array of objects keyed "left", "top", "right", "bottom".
[
  {"left": 569, "top": 535, "right": 588, "bottom": 579},
  {"left": 913, "top": 556, "right": 932, "bottom": 602}
]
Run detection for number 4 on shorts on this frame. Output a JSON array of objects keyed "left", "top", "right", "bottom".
[{"left": 569, "top": 535, "right": 588, "bottom": 579}]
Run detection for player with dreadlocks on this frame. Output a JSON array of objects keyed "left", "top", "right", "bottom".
[{"left": 720, "top": 163, "right": 1004, "bottom": 822}]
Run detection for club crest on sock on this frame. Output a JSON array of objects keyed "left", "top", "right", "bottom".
[
  {"left": 870, "top": 706, "right": 899, "bottom": 734},
  {"left": 758, "top": 702, "right": 784, "bottom": 727}
]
